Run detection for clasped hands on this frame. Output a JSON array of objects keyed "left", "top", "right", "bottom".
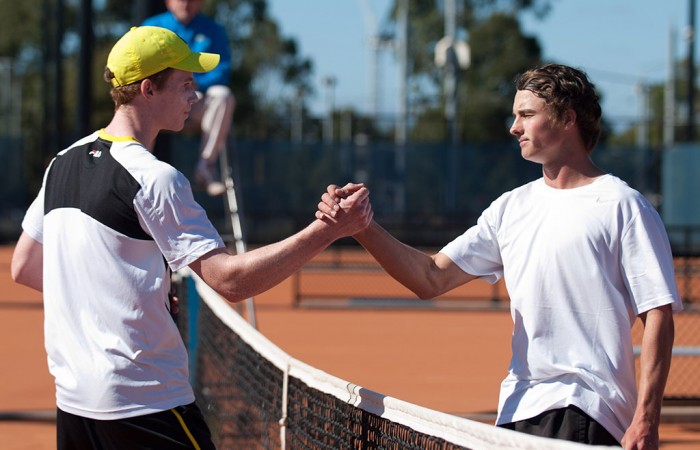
[{"left": 316, "top": 183, "right": 373, "bottom": 236}]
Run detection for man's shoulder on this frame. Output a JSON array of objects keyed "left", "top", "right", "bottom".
[
  {"left": 57, "top": 131, "right": 101, "bottom": 155},
  {"left": 191, "top": 13, "right": 227, "bottom": 34},
  {"left": 478, "top": 179, "right": 541, "bottom": 220},
  {"left": 598, "top": 174, "right": 645, "bottom": 200},
  {"left": 594, "top": 175, "right": 661, "bottom": 218},
  {"left": 498, "top": 178, "right": 541, "bottom": 201}
]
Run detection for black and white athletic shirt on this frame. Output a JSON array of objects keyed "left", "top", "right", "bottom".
[{"left": 21, "top": 129, "right": 225, "bottom": 419}]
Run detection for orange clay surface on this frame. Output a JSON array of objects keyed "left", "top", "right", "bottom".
[{"left": 2, "top": 244, "right": 700, "bottom": 449}]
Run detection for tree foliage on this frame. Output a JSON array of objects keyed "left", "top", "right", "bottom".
[
  {"left": 212, "top": 0, "right": 314, "bottom": 138},
  {"left": 459, "top": 12, "right": 541, "bottom": 142},
  {"left": 609, "top": 58, "right": 697, "bottom": 150},
  {"left": 388, "top": 1, "right": 548, "bottom": 142},
  {"left": 0, "top": 0, "right": 315, "bottom": 186},
  {"left": 1, "top": 0, "right": 313, "bottom": 123},
  {"left": 0, "top": 0, "right": 42, "bottom": 59}
]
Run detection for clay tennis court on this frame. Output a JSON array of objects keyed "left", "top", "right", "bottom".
[{"left": 2, "top": 244, "right": 700, "bottom": 449}]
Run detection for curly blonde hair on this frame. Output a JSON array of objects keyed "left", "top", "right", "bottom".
[{"left": 515, "top": 64, "right": 601, "bottom": 152}]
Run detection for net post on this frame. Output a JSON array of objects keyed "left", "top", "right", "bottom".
[
  {"left": 292, "top": 270, "right": 301, "bottom": 308},
  {"left": 279, "top": 362, "right": 290, "bottom": 450},
  {"left": 219, "top": 138, "right": 257, "bottom": 328}
]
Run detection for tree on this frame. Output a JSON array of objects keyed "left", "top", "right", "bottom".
[
  {"left": 609, "top": 58, "right": 697, "bottom": 150},
  {"left": 208, "top": 0, "right": 315, "bottom": 139},
  {"left": 384, "top": 0, "right": 551, "bottom": 143},
  {"left": 0, "top": 0, "right": 51, "bottom": 189},
  {"left": 383, "top": 1, "right": 627, "bottom": 146},
  {"left": 399, "top": 11, "right": 543, "bottom": 141},
  {"left": 0, "top": 1, "right": 42, "bottom": 58},
  {"left": 0, "top": 0, "right": 316, "bottom": 187},
  {"left": 459, "top": 13, "right": 541, "bottom": 142}
]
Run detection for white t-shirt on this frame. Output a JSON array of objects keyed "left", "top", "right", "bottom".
[
  {"left": 440, "top": 174, "right": 682, "bottom": 441},
  {"left": 22, "top": 130, "right": 225, "bottom": 419}
]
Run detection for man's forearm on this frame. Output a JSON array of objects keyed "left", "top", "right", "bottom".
[
  {"left": 623, "top": 305, "right": 674, "bottom": 448},
  {"left": 636, "top": 306, "right": 674, "bottom": 420},
  {"left": 197, "top": 186, "right": 372, "bottom": 302},
  {"left": 354, "top": 221, "right": 473, "bottom": 299}
]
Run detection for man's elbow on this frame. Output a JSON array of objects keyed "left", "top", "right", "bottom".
[
  {"left": 10, "top": 258, "right": 27, "bottom": 284},
  {"left": 412, "top": 282, "right": 443, "bottom": 301},
  {"left": 217, "top": 286, "right": 247, "bottom": 304},
  {"left": 205, "top": 276, "right": 250, "bottom": 305},
  {"left": 11, "top": 262, "right": 41, "bottom": 291},
  {"left": 10, "top": 267, "right": 20, "bottom": 285}
]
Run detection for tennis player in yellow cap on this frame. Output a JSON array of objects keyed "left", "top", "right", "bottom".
[{"left": 11, "top": 26, "right": 372, "bottom": 449}]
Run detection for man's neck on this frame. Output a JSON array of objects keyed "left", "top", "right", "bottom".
[
  {"left": 103, "top": 107, "right": 157, "bottom": 152},
  {"left": 542, "top": 161, "right": 606, "bottom": 189},
  {"left": 172, "top": 11, "right": 198, "bottom": 26}
]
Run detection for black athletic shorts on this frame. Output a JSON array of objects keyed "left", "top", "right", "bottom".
[
  {"left": 57, "top": 402, "right": 216, "bottom": 450},
  {"left": 498, "top": 404, "right": 621, "bottom": 446}
]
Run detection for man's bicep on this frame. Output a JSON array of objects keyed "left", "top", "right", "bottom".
[{"left": 432, "top": 252, "right": 478, "bottom": 291}]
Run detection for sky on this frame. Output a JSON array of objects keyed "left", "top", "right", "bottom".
[{"left": 266, "top": 0, "right": 695, "bottom": 132}]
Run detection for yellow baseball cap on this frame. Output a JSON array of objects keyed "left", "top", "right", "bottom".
[{"left": 107, "top": 26, "right": 220, "bottom": 87}]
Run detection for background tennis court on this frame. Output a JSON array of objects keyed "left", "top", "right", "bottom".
[{"left": 3, "top": 245, "right": 700, "bottom": 448}]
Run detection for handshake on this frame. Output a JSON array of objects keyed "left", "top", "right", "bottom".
[{"left": 315, "top": 183, "right": 374, "bottom": 238}]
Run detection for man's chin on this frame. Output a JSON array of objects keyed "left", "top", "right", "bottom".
[{"left": 164, "top": 123, "right": 185, "bottom": 133}]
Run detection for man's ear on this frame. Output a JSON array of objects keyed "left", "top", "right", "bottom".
[
  {"left": 563, "top": 109, "right": 576, "bottom": 129},
  {"left": 140, "top": 79, "right": 155, "bottom": 99}
]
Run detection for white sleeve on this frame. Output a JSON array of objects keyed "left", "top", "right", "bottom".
[
  {"left": 21, "top": 189, "right": 45, "bottom": 244},
  {"left": 620, "top": 201, "right": 682, "bottom": 314},
  {"left": 440, "top": 199, "right": 504, "bottom": 284},
  {"left": 21, "top": 160, "right": 55, "bottom": 244},
  {"left": 135, "top": 165, "right": 225, "bottom": 271}
]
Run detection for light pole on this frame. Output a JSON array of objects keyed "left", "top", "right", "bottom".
[
  {"left": 322, "top": 76, "right": 337, "bottom": 144},
  {"left": 636, "top": 82, "right": 650, "bottom": 149},
  {"left": 395, "top": 0, "right": 408, "bottom": 146},
  {"left": 292, "top": 88, "right": 304, "bottom": 143},
  {"left": 686, "top": 0, "right": 696, "bottom": 140}
]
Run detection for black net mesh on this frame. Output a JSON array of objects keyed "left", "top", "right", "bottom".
[
  {"left": 193, "top": 298, "right": 283, "bottom": 449},
  {"left": 176, "top": 275, "right": 604, "bottom": 450},
  {"left": 286, "top": 378, "right": 469, "bottom": 450},
  {"left": 180, "top": 285, "right": 472, "bottom": 449}
]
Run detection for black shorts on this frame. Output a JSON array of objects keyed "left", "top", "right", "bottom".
[
  {"left": 57, "top": 403, "right": 216, "bottom": 450},
  {"left": 498, "top": 404, "right": 620, "bottom": 446}
]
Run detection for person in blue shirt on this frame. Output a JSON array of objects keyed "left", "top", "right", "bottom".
[{"left": 143, "top": 0, "right": 234, "bottom": 196}]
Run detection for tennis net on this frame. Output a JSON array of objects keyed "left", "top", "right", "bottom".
[{"left": 176, "top": 271, "right": 613, "bottom": 449}]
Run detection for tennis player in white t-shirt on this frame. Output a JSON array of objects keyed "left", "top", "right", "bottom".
[
  {"left": 11, "top": 26, "right": 372, "bottom": 449},
  {"left": 318, "top": 64, "right": 681, "bottom": 448}
]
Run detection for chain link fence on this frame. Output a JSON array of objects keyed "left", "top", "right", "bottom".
[
  {"left": 293, "top": 248, "right": 700, "bottom": 401},
  {"left": 5, "top": 132, "right": 699, "bottom": 399}
]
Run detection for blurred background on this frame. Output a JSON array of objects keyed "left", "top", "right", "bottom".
[
  {"left": 3, "top": 3, "right": 700, "bottom": 443},
  {"left": 1, "top": 0, "right": 699, "bottom": 255}
]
